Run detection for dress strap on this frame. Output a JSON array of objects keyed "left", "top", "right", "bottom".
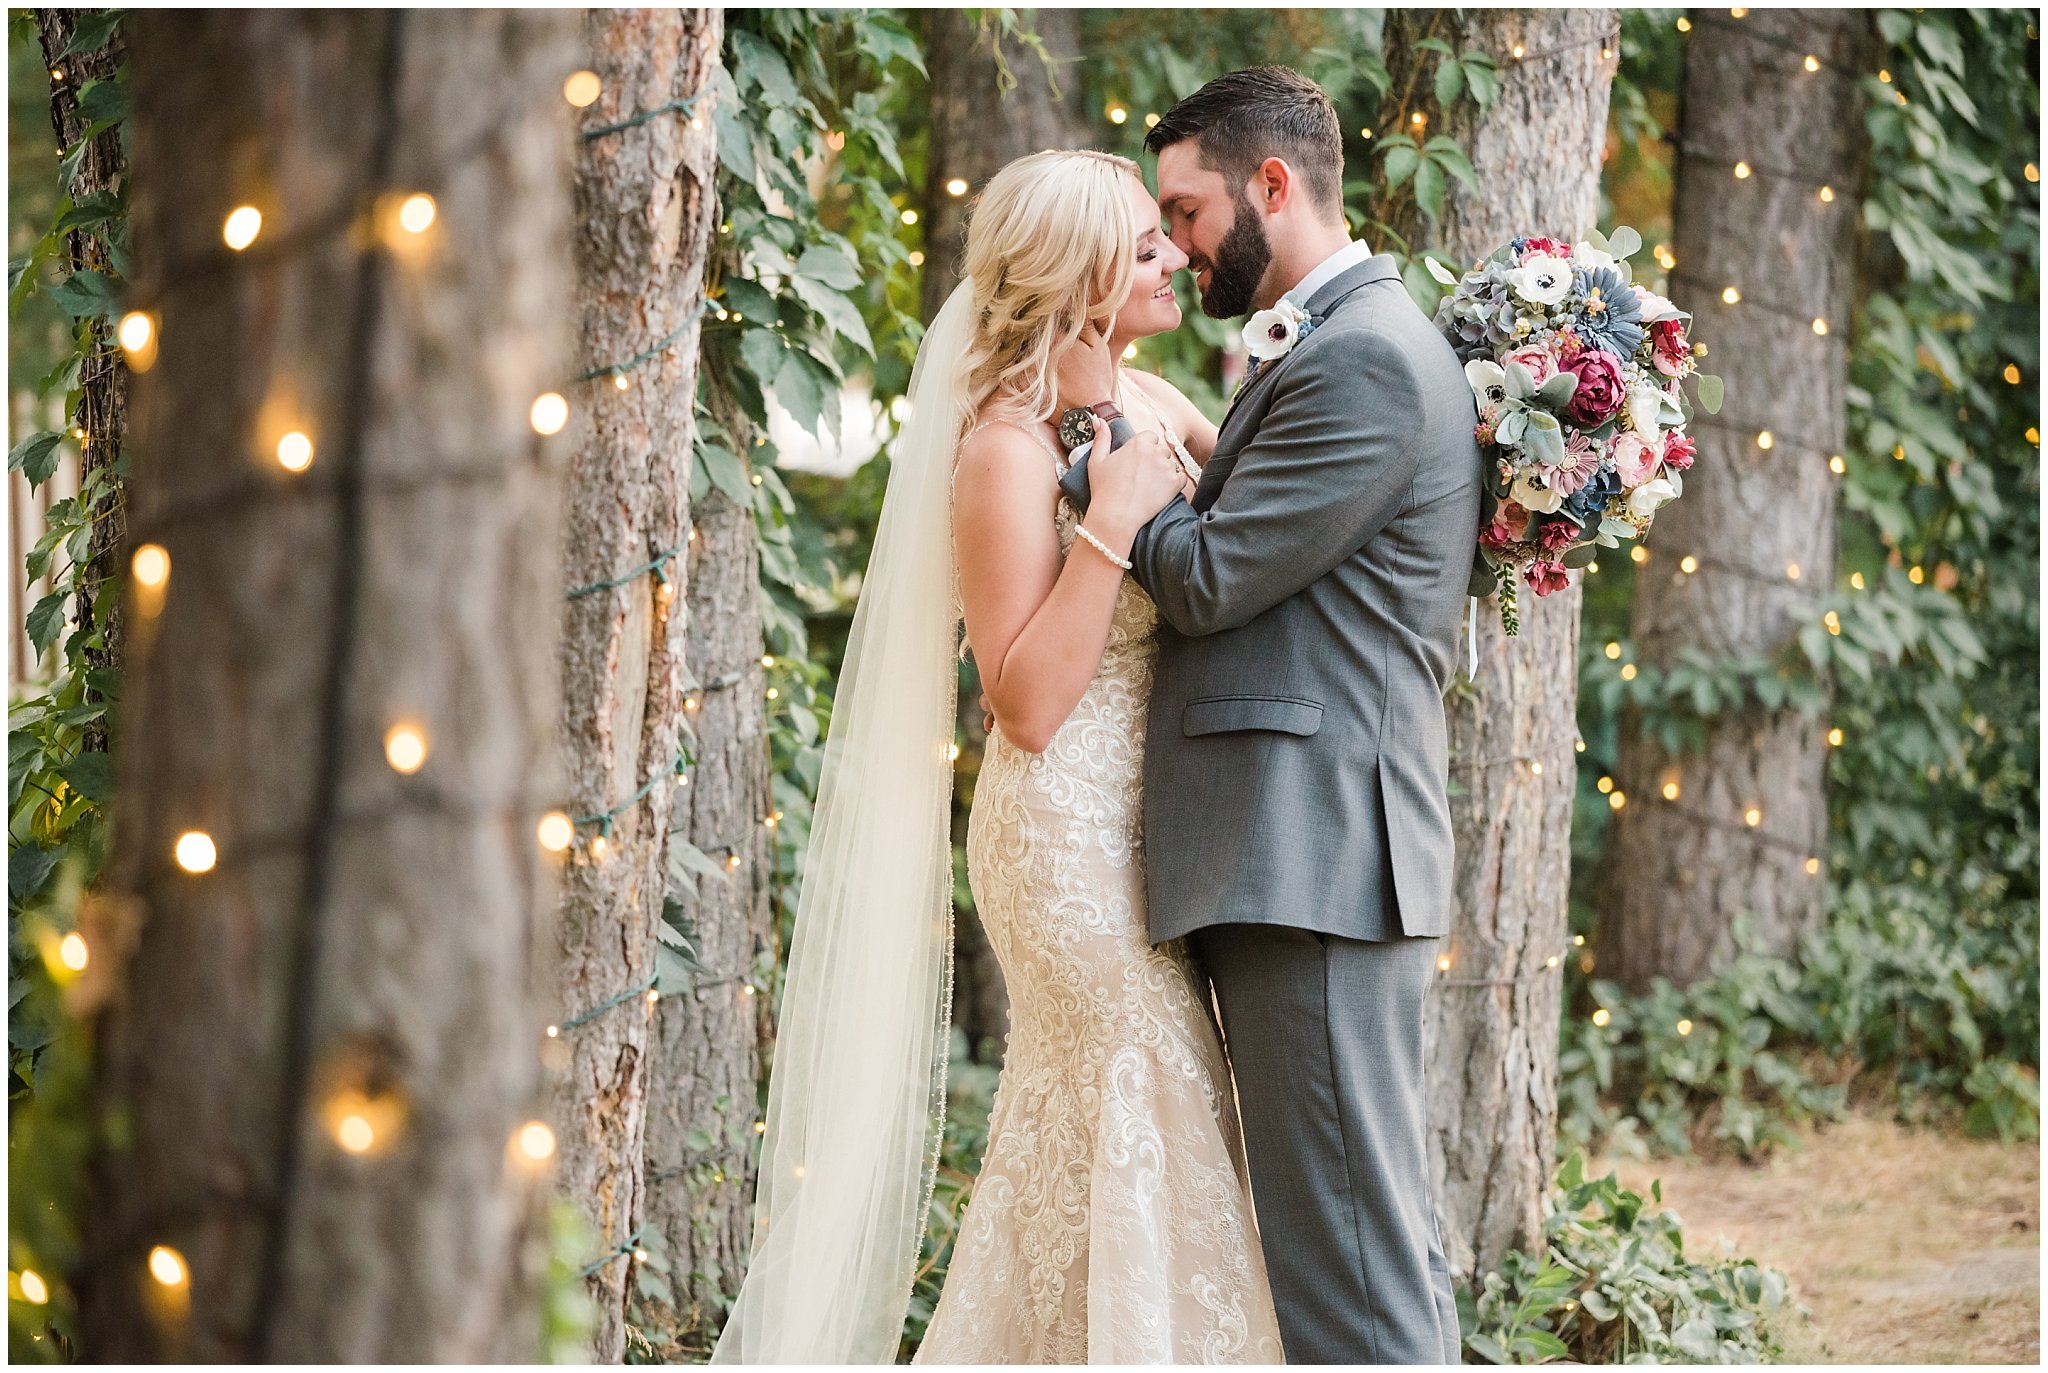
[{"left": 962, "top": 417, "right": 1065, "bottom": 477}]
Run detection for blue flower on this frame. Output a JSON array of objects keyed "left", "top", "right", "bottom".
[
  {"left": 1572, "top": 266, "right": 1644, "bottom": 358},
  {"left": 1562, "top": 465, "right": 1621, "bottom": 522}
]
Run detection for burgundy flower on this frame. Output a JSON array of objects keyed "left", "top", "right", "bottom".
[
  {"left": 1649, "top": 319, "right": 1690, "bottom": 378},
  {"left": 1562, "top": 349, "right": 1627, "bottom": 426},
  {"left": 1537, "top": 518, "right": 1580, "bottom": 553},
  {"left": 1521, "top": 235, "right": 1572, "bottom": 259},
  {"left": 1662, "top": 431, "right": 1697, "bottom": 472},
  {"left": 1524, "top": 560, "right": 1572, "bottom": 595}
]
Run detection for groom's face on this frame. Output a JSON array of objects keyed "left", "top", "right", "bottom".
[{"left": 1156, "top": 141, "right": 1273, "bottom": 321}]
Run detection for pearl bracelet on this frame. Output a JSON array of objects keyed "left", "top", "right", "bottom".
[{"left": 1074, "top": 521, "right": 1133, "bottom": 570}]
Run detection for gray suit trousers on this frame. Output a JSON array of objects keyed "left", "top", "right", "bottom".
[{"left": 1194, "top": 924, "right": 1461, "bottom": 1365}]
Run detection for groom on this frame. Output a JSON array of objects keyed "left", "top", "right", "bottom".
[{"left": 1094, "top": 67, "right": 1482, "bottom": 1363}]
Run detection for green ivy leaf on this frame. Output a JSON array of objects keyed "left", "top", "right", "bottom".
[
  {"left": 1413, "top": 157, "right": 1446, "bottom": 223},
  {"left": 59, "top": 9, "right": 126, "bottom": 56},
  {"left": 25, "top": 592, "right": 68, "bottom": 659},
  {"left": 57, "top": 750, "right": 113, "bottom": 805},
  {"left": 1434, "top": 56, "right": 1464, "bottom": 109},
  {"left": 8, "top": 431, "right": 64, "bottom": 487},
  {"left": 46, "top": 269, "right": 119, "bottom": 321},
  {"left": 1381, "top": 143, "right": 1420, "bottom": 190}
]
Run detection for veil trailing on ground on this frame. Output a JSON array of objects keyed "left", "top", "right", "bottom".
[{"left": 711, "top": 282, "right": 975, "bottom": 1364}]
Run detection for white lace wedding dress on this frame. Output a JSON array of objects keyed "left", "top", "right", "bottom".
[{"left": 917, "top": 422, "right": 1284, "bottom": 1365}]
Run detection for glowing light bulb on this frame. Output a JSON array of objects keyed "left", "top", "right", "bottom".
[
  {"left": 132, "top": 543, "right": 170, "bottom": 588},
  {"left": 1630, "top": 545, "right": 1648, "bottom": 564},
  {"left": 589, "top": 834, "right": 609, "bottom": 861},
  {"left": 2026, "top": 163, "right": 2041, "bottom": 184},
  {"left": 899, "top": 208, "right": 918, "bottom": 226},
  {"left": 17, "top": 1269, "right": 49, "bottom": 1305},
  {"left": 908, "top": 250, "right": 926, "bottom": 267},
  {"left": 1511, "top": 43, "right": 1526, "bottom": 59},
  {"left": 515, "top": 1121, "right": 556, "bottom": 1162},
  {"left": 726, "top": 853, "right": 743, "bottom": 870},
  {"left": 945, "top": 177, "right": 968, "bottom": 197},
  {"left": 1676, "top": 1018, "right": 1694, "bottom": 1035},
  {"left": 384, "top": 723, "right": 427, "bottom": 774},
  {"left": 530, "top": 392, "right": 569, "bottom": 436},
  {"left": 1828, "top": 727, "right": 1844, "bottom": 747},
  {"left": 1812, "top": 318, "right": 1829, "bottom": 336},
  {"left": 336, "top": 1113, "right": 375, "bottom": 1154},
  {"left": 1680, "top": 555, "right": 1698, "bottom": 574},
  {"left": 118, "top": 310, "right": 154, "bottom": 354},
  {"left": 58, "top": 932, "right": 88, "bottom": 972},
  {"left": 536, "top": 811, "right": 574, "bottom": 853},
  {"left": 397, "top": 194, "right": 436, "bottom": 234},
  {"left": 1575, "top": 739, "right": 1587, "bottom": 753},
  {"left": 1785, "top": 562, "right": 1801, "bottom": 581},
  {"left": 174, "top": 830, "right": 217, "bottom": 873},
  {"left": 1676, "top": 16, "right": 1692, "bottom": 31},
  {"left": 222, "top": 205, "right": 263, "bottom": 251},
  {"left": 1662, "top": 781, "right": 1680, "bottom": 801},
  {"left": 277, "top": 431, "right": 314, "bottom": 471},
  {"left": 1908, "top": 565, "right": 1925, "bottom": 584},
  {"left": 1546, "top": 954, "right": 1560, "bottom": 967},
  {"left": 1529, "top": 760, "right": 1544, "bottom": 776},
  {"left": 1144, "top": 113, "right": 1161, "bottom": 129},
  {"left": 1732, "top": 161, "right": 1752, "bottom": 180},
  {"left": 1604, "top": 641, "right": 1621, "bottom": 659},
  {"left": 1436, "top": 954, "right": 1451, "bottom": 971},
  {"left": 1108, "top": 105, "right": 1129, "bottom": 125},
  {"left": 148, "top": 1246, "right": 188, "bottom": 1288},
  {"left": 613, "top": 373, "right": 630, "bottom": 391},
  {"left": 1592, "top": 1008, "right": 1611, "bottom": 1027},
  {"left": 1805, "top": 857, "right": 1821, "bottom": 875},
  {"left": 1597, "top": 776, "right": 1615, "bottom": 794},
  {"left": 1850, "top": 571, "right": 1865, "bottom": 590},
  {"left": 1620, "top": 663, "right": 1638, "bottom": 681},
  {"left": 563, "top": 70, "right": 602, "bottom": 108},
  {"left": 1829, "top": 454, "right": 1846, "bottom": 474},
  {"left": 1804, "top": 54, "right": 1820, "bottom": 72},
  {"left": 1744, "top": 806, "right": 1762, "bottom": 827},
  {"left": 1721, "top": 286, "right": 1741, "bottom": 304},
  {"left": 1818, "top": 185, "right": 1835, "bottom": 203},
  {"left": 1756, "top": 431, "right": 1774, "bottom": 451},
  {"left": 1608, "top": 790, "right": 1627, "bottom": 810},
  {"left": 2003, "top": 363, "right": 2021, "bottom": 384}
]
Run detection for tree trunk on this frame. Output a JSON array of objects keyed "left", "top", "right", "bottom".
[
  {"left": 639, "top": 203, "right": 774, "bottom": 1367},
  {"left": 1597, "top": 10, "right": 1872, "bottom": 992},
  {"left": 919, "top": 5, "right": 1090, "bottom": 1058},
  {"left": 1378, "top": 8, "right": 1617, "bottom": 1287},
  {"left": 550, "top": 8, "right": 721, "bottom": 1361},
  {"left": 77, "top": 11, "right": 576, "bottom": 1361},
  {"left": 35, "top": 8, "right": 130, "bottom": 749}
]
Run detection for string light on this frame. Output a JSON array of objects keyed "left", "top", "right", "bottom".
[
  {"left": 583, "top": 91, "right": 705, "bottom": 143},
  {"left": 1609, "top": 790, "right": 1627, "bottom": 810},
  {"left": 174, "top": 830, "right": 217, "bottom": 873},
  {"left": 1107, "top": 104, "right": 1129, "bottom": 125},
  {"left": 2027, "top": 163, "right": 2041, "bottom": 184},
  {"left": 1805, "top": 857, "right": 1822, "bottom": 875},
  {"left": 1818, "top": 185, "right": 1835, "bottom": 203},
  {"left": 1676, "top": 1018, "right": 1695, "bottom": 1036},
  {"left": 908, "top": 250, "right": 926, "bottom": 267},
  {"left": 899, "top": 208, "right": 918, "bottom": 226},
  {"left": 1823, "top": 610, "right": 1841, "bottom": 634},
  {"left": 16, "top": 1269, "right": 49, "bottom": 1305},
  {"left": 530, "top": 392, "right": 569, "bottom": 436},
  {"left": 1675, "top": 16, "right": 1692, "bottom": 32},
  {"left": 383, "top": 723, "right": 428, "bottom": 774},
  {"left": 58, "top": 931, "right": 88, "bottom": 972},
  {"left": 1828, "top": 727, "right": 1844, "bottom": 746},
  {"left": 1604, "top": 641, "right": 1621, "bottom": 659},
  {"left": 1850, "top": 571, "right": 1865, "bottom": 590},
  {"left": 2003, "top": 363, "right": 2022, "bottom": 383},
  {"left": 945, "top": 177, "right": 968, "bottom": 196},
  {"left": 1511, "top": 43, "right": 1526, "bottom": 60},
  {"left": 1732, "top": 160, "right": 1752, "bottom": 180},
  {"left": 1785, "top": 561, "right": 1802, "bottom": 580},
  {"left": 1744, "top": 806, "right": 1763, "bottom": 827},
  {"left": 132, "top": 542, "right": 170, "bottom": 588},
  {"left": 1597, "top": 775, "right": 1614, "bottom": 794},
  {"left": 1908, "top": 565, "right": 1925, "bottom": 584},
  {"left": 1680, "top": 554, "right": 1699, "bottom": 574},
  {"left": 222, "top": 205, "right": 263, "bottom": 251},
  {"left": 1592, "top": 1007, "right": 1612, "bottom": 1026},
  {"left": 1144, "top": 113, "right": 1161, "bottom": 129},
  {"left": 1619, "top": 663, "right": 1638, "bottom": 681},
  {"left": 1662, "top": 781, "right": 1681, "bottom": 801},
  {"left": 1721, "top": 285, "right": 1742, "bottom": 304},
  {"left": 1630, "top": 545, "right": 1648, "bottom": 564},
  {"left": 276, "top": 430, "right": 314, "bottom": 471},
  {"left": 1803, "top": 54, "right": 1820, "bottom": 72},
  {"left": 563, "top": 70, "right": 603, "bottom": 109},
  {"left": 1811, "top": 317, "right": 1829, "bottom": 336},
  {"left": 117, "top": 309, "right": 154, "bottom": 354},
  {"left": 514, "top": 1120, "right": 556, "bottom": 1163},
  {"left": 537, "top": 811, "right": 574, "bottom": 852},
  {"left": 396, "top": 194, "right": 436, "bottom": 234},
  {"left": 148, "top": 1245, "right": 189, "bottom": 1288},
  {"left": 1829, "top": 454, "right": 1846, "bottom": 474}
]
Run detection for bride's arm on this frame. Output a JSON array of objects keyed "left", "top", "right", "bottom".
[
  {"left": 1127, "top": 369, "right": 1220, "bottom": 464},
  {"left": 954, "top": 424, "right": 1142, "bottom": 755}
]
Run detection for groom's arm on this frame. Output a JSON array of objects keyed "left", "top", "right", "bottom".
[{"left": 1129, "top": 326, "right": 1423, "bottom": 637}]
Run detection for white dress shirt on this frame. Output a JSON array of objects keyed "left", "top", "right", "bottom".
[{"left": 1284, "top": 238, "right": 1377, "bottom": 309}]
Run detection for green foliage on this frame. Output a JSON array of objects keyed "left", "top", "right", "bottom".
[
  {"left": 1466, "top": 1153, "right": 1792, "bottom": 1364},
  {"left": 1568, "top": 8, "right": 2038, "bottom": 1164}
]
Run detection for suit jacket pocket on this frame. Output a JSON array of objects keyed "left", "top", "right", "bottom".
[{"left": 1181, "top": 695, "right": 1324, "bottom": 738}]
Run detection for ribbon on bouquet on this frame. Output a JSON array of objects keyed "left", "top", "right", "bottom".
[{"left": 1465, "top": 596, "right": 1480, "bottom": 681}]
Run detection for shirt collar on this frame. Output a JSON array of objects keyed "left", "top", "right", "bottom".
[{"left": 1283, "top": 239, "right": 1376, "bottom": 310}]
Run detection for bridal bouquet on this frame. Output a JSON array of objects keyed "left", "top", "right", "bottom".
[{"left": 1431, "top": 226, "right": 1721, "bottom": 633}]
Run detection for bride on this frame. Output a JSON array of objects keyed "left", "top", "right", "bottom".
[{"left": 713, "top": 150, "right": 1283, "bottom": 1365}]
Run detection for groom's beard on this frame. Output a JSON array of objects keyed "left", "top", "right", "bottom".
[{"left": 1194, "top": 196, "right": 1273, "bottom": 320}]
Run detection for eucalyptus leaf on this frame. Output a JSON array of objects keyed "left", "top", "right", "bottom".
[{"left": 1695, "top": 373, "right": 1724, "bottom": 414}]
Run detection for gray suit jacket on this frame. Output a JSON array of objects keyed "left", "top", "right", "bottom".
[{"left": 1129, "top": 255, "right": 1482, "bottom": 943}]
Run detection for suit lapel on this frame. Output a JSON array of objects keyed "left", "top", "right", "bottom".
[{"left": 1216, "top": 254, "right": 1404, "bottom": 432}]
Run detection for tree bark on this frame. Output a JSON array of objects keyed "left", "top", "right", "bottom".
[
  {"left": 1596, "top": 10, "right": 1872, "bottom": 992},
  {"left": 919, "top": 5, "right": 1090, "bottom": 1058},
  {"left": 638, "top": 127, "right": 773, "bottom": 1363},
  {"left": 35, "top": 8, "right": 130, "bottom": 749},
  {"left": 1377, "top": 7, "right": 1617, "bottom": 1287},
  {"left": 77, "top": 10, "right": 576, "bottom": 1361},
  {"left": 550, "top": 8, "right": 720, "bottom": 1361}
]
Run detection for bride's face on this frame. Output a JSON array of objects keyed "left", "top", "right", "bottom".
[{"left": 1110, "top": 175, "right": 1188, "bottom": 343}]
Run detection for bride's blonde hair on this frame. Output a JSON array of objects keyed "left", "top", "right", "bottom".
[{"left": 954, "top": 149, "right": 1143, "bottom": 430}]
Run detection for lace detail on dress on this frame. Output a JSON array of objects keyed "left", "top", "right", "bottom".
[{"left": 919, "top": 466, "right": 1282, "bottom": 1364}]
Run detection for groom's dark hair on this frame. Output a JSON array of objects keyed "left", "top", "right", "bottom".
[{"left": 1143, "top": 66, "right": 1345, "bottom": 215}]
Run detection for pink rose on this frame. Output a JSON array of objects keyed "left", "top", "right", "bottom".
[
  {"left": 1481, "top": 500, "right": 1532, "bottom": 550},
  {"left": 1563, "top": 349, "right": 1627, "bottom": 426},
  {"left": 1537, "top": 518, "right": 1579, "bottom": 553},
  {"left": 1662, "top": 431, "right": 1697, "bottom": 472},
  {"left": 1504, "top": 345, "right": 1558, "bottom": 386},
  {"left": 1649, "top": 319, "right": 1690, "bottom": 378},
  {"left": 1524, "top": 560, "right": 1571, "bottom": 595},
  {"left": 1521, "top": 236, "right": 1572, "bottom": 259},
  {"left": 1612, "top": 430, "right": 1660, "bottom": 486}
]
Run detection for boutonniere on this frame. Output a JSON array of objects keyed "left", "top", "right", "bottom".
[{"left": 1234, "top": 299, "right": 1315, "bottom": 400}]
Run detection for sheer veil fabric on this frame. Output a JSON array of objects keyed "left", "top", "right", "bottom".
[{"left": 711, "top": 283, "right": 976, "bottom": 1363}]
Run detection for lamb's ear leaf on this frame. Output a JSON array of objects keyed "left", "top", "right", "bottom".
[
  {"left": 1537, "top": 371, "right": 1579, "bottom": 408},
  {"left": 1504, "top": 359, "right": 1536, "bottom": 401}
]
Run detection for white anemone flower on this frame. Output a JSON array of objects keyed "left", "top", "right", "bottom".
[{"left": 1505, "top": 254, "right": 1572, "bottom": 306}]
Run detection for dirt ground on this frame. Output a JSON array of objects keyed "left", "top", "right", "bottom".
[{"left": 1600, "top": 1108, "right": 2040, "bottom": 1364}]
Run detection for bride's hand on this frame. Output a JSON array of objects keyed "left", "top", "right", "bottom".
[
  {"left": 1054, "top": 325, "right": 1118, "bottom": 410},
  {"left": 1085, "top": 418, "right": 1185, "bottom": 542}
]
